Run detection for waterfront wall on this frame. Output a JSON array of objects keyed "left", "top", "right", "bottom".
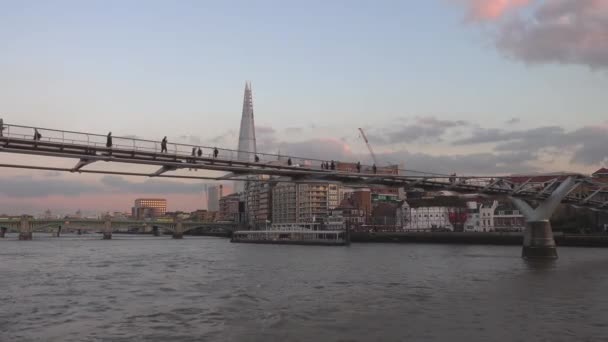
[{"left": 351, "top": 232, "right": 608, "bottom": 247}]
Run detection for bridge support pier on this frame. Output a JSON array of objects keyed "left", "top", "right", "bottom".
[
  {"left": 0, "top": 227, "right": 6, "bottom": 238},
  {"left": 511, "top": 177, "right": 577, "bottom": 260},
  {"left": 521, "top": 221, "right": 557, "bottom": 259},
  {"left": 19, "top": 215, "right": 33, "bottom": 240},
  {"left": 172, "top": 219, "right": 183, "bottom": 239},
  {"left": 103, "top": 217, "right": 112, "bottom": 240}
]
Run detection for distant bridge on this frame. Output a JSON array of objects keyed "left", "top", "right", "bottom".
[
  {"left": 0, "top": 216, "right": 238, "bottom": 240},
  {"left": 0, "top": 121, "right": 607, "bottom": 258}
]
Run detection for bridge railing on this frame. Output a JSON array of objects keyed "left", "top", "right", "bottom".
[
  {"left": 2, "top": 121, "right": 528, "bottom": 181},
  {"left": 1, "top": 123, "right": 332, "bottom": 169}
]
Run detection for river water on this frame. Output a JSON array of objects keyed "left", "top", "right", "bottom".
[{"left": 1, "top": 234, "right": 608, "bottom": 341}]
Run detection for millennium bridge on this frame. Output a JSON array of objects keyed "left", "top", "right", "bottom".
[{"left": 1, "top": 121, "right": 607, "bottom": 259}]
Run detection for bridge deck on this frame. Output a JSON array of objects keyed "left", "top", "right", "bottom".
[{"left": 0, "top": 121, "right": 606, "bottom": 211}]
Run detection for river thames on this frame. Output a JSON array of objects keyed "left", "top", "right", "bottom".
[{"left": 1, "top": 235, "right": 608, "bottom": 341}]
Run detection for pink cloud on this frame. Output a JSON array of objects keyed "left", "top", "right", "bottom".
[
  {"left": 0, "top": 193, "right": 208, "bottom": 216},
  {"left": 465, "top": 0, "right": 532, "bottom": 21}
]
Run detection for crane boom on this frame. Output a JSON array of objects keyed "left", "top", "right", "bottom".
[{"left": 358, "top": 128, "right": 378, "bottom": 165}]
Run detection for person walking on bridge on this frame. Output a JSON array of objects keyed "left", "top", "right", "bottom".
[
  {"left": 372, "top": 163, "right": 377, "bottom": 174},
  {"left": 356, "top": 161, "right": 361, "bottom": 173},
  {"left": 213, "top": 147, "right": 219, "bottom": 159},
  {"left": 33, "top": 128, "right": 42, "bottom": 141},
  {"left": 161, "top": 137, "right": 168, "bottom": 153},
  {"left": 197, "top": 147, "right": 202, "bottom": 157},
  {"left": 0, "top": 118, "right": 4, "bottom": 137},
  {"left": 288, "top": 157, "right": 292, "bottom": 166},
  {"left": 254, "top": 155, "right": 260, "bottom": 163},
  {"left": 330, "top": 160, "right": 335, "bottom": 170},
  {"left": 189, "top": 147, "right": 197, "bottom": 170},
  {"left": 106, "top": 132, "right": 112, "bottom": 156}
]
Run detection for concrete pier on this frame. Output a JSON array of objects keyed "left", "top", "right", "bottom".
[
  {"left": 511, "top": 177, "right": 578, "bottom": 260},
  {"left": 522, "top": 221, "right": 557, "bottom": 259},
  {"left": 19, "top": 216, "right": 33, "bottom": 240},
  {"left": 172, "top": 220, "right": 183, "bottom": 239},
  {"left": 103, "top": 217, "right": 112, "bottom": 240}
]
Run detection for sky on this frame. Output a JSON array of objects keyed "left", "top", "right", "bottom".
[{"left": 0, "top": 0, "right": 607, "bottom": 215}]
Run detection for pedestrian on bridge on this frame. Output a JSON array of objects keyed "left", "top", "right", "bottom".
[
  {"left": 356, "top": 161, "right": 361, "bottom": 173},
  {"left": 161, "top": 137, "right": 168, "bottom": 153},
  {"left": 197, "top": 147, "right": 202, "bottom": 157},
  {"left": 330, "top": 160, "right": 335, "bottom": 170},
  {"left": 372, "top": 163, "right": 377, "bottom": 174},
  {"left": 288, "top": 158, "right": 292, "bottom": 166},
  {"left": 255, "top": 155, "right": 260, "bottom": 163},
  {"left": 33, "top": 128, "right": 42, "bottom": 141},
  {"left": 189, "top": 147, "right": 196, "bottom": 170},
  {"left": 213, "top": 147, "right": 219, "bottom": 159},
  {"left": 106, "top": 132, "right": 112, "bottom": 148},
  {"left": 0, "top": 118, "right": 4, "bottom": 137}
]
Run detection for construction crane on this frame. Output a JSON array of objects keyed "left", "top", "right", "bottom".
[{"left": 358, "top": 128, "right": 378, "bottom": 165}]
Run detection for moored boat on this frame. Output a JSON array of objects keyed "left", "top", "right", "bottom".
[{"left": 231, "top": 229, "right": 349, "bottom": 246}]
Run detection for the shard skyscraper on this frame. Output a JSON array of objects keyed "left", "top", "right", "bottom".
[{"left": 235, "top": 81, "right": 257, "bottom": 194}]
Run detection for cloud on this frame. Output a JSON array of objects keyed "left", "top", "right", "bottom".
[
  {"left": 0, "top": 174, "right": 211, "bottom": 199},
  {"left": 455, "top": 124, "right": 608, "bottom": 166},
  {"left": 0, "top": 176, "right": 101, "bottom": 198},
  {"left": 100, "top": 176, "right": 205, "bottom": 194},
  {"left": 462, "top": 0, "right": 608, "bottom": 69},
  {"left": 463, "top": 0, "right": 532, "bottom": 21},
  {"left": 256, "top": 126, "right": 276, "bottom": 135},
  {"left": 497, "top": 0, "right": 608, "bottom": 69},
  {"left": 454, "top": 125, "right": 564, "bottom": 145},
  {"left": 369, "top": 116, "right": 469, "bottom": 144},
  {"left": 380, "top": 150, "right": 539, "bottom": 175}
]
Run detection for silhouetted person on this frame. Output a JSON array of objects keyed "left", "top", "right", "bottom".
[
  {"left": 372, "top": 164, "right": 377, "bottom": 174},
  {"left": 106, "top": 132, "right": 112, "bottom": 148},
  {"left": 0, "top": 118, "right": 4, "bottom": 137},
  {"left": 330, "top": 160, "right": 335, "bottom": 170},
  {"left": 197, "top": 147, "right": 202, "bottom": 157},
  {"left": 213, "top": 147, "right": 219, "bottom": 159},
  {"left": 255, "top": 155, "right": 260, "bottom": 162},
  {"left": 321, "top": 162, "right": 325, "bottom": 169},
  {"left": 287, "top": 158, "right": 292, "bottom": 166},
  {"left": 161, "top": 137, "right": 168, "bottom": 153},
  {"left": 356, "top": 161, "right": 361, "bottom": 173},
  {"left": 189, "top": 147, "right": 196, "bottom": 170},
  {"left": 33, "top": 128, "right": 42, "bottom": 141}
]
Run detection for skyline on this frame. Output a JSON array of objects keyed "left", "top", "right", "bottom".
[{"left": 0, "top": 0, "right": 607, "bottom": 214}]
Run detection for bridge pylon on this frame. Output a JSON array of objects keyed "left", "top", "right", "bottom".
[
  {"left": 103, "top": 216, "right": 112, "bottom": 240},
  {"left": 510, "top": 177, "right": 578, "bottom": 259},
  {"left": 172, "top": 218, "right": 183, "bottom": 239},
  {"left": 19, "top": 215, "right": 33, "bottom": 240}
]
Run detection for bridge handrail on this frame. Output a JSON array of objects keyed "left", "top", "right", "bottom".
[
  {"left": 2, "top": 123, "right": 327, "bottom": 164},
  {"left": 1, "top": 121, "right": 452, "bottom": 178}
]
